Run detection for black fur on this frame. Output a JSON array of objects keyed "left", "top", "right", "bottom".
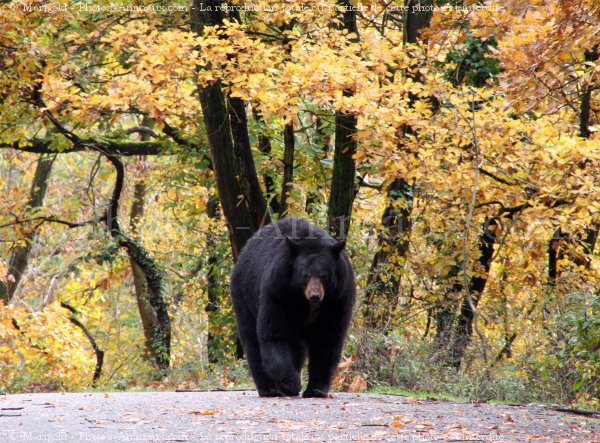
[{"left": 230, "top": 218, "right": 355, "bottom": 397}]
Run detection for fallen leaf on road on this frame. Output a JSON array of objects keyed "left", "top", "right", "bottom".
[{"left": 185, "top": 409, "right": 220, "bottom": 415}]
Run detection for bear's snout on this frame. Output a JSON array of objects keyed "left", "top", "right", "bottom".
[{"left": 305, "top": 276, "right": 324, "bottom": 304}]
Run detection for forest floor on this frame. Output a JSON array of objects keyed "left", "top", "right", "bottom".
[{"left": 0, "top": 390, "right": 598, "bottom": 442}]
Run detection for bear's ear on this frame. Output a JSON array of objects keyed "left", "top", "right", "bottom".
[
  {"left": 331, "top": 240, "right": 346, "bottom": 255},
  {"left": 286, "top": 237, "right": 302, "bottom": 256}
]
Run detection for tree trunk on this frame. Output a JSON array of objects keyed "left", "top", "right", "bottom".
[
  {"left": 279, "top": 122, "right": 295, "bottom": 217},
  {"left": 404, "top": 0, "right": 433, "bottom": 44},
  {"left": 550, "top": 46, "right": 598, "bottom": 282},
  {"left": 104, "top": 154, "right": 171, "bottom": 374},
  {"left": 327, "top": 1, "right": 359, "bottom": 239},
  {"left": 548, "top": 228, "right": 564, "bottom": 286},
  {"left": 328, "top": 109, "right": 357, "bottom": 239},
  {"left": 434, "top": 306, "right": 456, "bottom": 351},
  {"left": 191, "top": 2, "right": 269, "bottom": 359},
  {"left": 128, "top": 151, "right": 163, "bottom": 367},
  {"left": 198, "top": 83, "right": 255, "bottom": 260},
  {"left": 305, "top": 116, "right": 331, "bottom": 214},
  {"left": 253, "top": 108, "right": 280, "bottom": 216},
  {"left": 575, "top": 46, "right": 598, "bottom": 263},
  {"left": 204, "top": 193, "right": 220, "bottom": 362},
  {"left": 1, "top": 154, "right": 55, "bottom": 304},
  {"left": 191, "top": 0, "right": 267, "bottom": 260},
  {"left": 446, "top": 218, "right": 497, "bottom": 368},
  {"left": 361, "top": 1, "right": 432, "bottom": 328},
  {"left": 228, "top": 96, "right": 270, "bottom": 229},
  {"left": 363, "top": 178, "right": 413, "bottom": 329},
  {"left": 579, "top": 46, "right": 597, "bottom": 139},
  {"left": 61, "top": 301, "right": 104, "bottom": 386}
]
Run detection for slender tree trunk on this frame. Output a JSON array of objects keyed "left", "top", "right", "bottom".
[
  {"left": 279, "top": 122, "right": 295, "bottom": 217},
  {"left": 575, "top": 46, "right": 598, "bottom": 263},
  {"left": 204, "top": 193, "right": 220, "bottom": 362},
  {"left": 305, "top": 116, "right": 331, "bottom": 214},
  {"left": 363, "top": 178, "right": 413, "bottom": 328},
  {"left": 128, "top": 150, "right": 162, "bottom": 366},
  {"left": 447, "top": 218, "right": 497, "bottom": 368},
  {"left": 1, "top": 154, "right": 55, "bottom": 304},
  {"left": 548, "top": 228, "right": 564, "bottom": 286},
  {"left": 579, "top": 47, "right": 597, "bottom": 139},
  {"left": 434, "top": 306, "right": 456, "bottom": 351},
  {"left": 550, "top": 46, "right": 598, "bottom": 282},
  {"left": 253, "top": 108, "right": 280, "bottom": 216},
  {"left": 127, "top": 120, "right": 170, "bottom": 370},
  {"left": 328, "top": 109, "right": 357, "bottom": 239}
]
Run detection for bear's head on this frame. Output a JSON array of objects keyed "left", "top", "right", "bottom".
[{"left": 285, "top": 237, "right": 346, "bottom": 306}]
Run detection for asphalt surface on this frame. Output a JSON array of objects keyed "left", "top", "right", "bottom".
[{"left": 1, "top": 390, "right": 598, "bottom": 442}]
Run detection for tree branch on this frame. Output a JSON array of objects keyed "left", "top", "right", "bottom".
[
  {"left": 28, "top": 80, "right": 172, "bottom": 373},
  {"left": 479, "top": 167, "right": 516, "bottom": 186},
  {"left": 60, "top": 301, "right": 104, "bottom": 386},
  {"left": 103, "top": 153, "right": 171, "bottom": 372},
  {"left": 0, "top": 215, "right": 98, "bottom": 230},
  {"left": 2, "top": 139, "right": 164, "bottom": 156}
]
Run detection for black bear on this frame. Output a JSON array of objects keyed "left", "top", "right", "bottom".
[{"left": 230, "top": 217, "right": 355, "bottom": 398}]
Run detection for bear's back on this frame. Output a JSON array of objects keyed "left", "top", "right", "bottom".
[
  {"left": 231, "top": 218, "right": 341, "bottom": 312},
  {"left": 259, "top": 217, "right": 330, "bottom": 241}
]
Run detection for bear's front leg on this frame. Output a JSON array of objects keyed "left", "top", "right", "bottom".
[
  {"left": 303, "top": 338, "right": 340, "bottom": 398},
  {"left": 257, "top": 305, "right": 303, "bottom": 397},
  {"left": 304, "top": 301, "right": 352, "bottom": 398},
  {"left": 259, "top": 339, "right": 302, "bottom": 396}
]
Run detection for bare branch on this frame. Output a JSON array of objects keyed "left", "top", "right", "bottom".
[
  {"left": 1, "top": 139, "right": 164, "bottom": 156},
  {"left": 0, "top": 215, "right": 98, "bottom": 230}
]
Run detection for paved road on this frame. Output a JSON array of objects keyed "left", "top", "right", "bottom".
[{"left": 1, "top": 390, "right": 598, "bottom": 442}]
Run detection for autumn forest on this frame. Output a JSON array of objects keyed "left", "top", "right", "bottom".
[{"left": 0, "top": 0, "right": 598, "bottom": 408}]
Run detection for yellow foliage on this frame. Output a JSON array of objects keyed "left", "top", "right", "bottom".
[
  {"left": 0, "top": 303, "right": 94, "bottom": 391},
  {"left": 0, "top": 0, "right": 598, "bottom": 406}
]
